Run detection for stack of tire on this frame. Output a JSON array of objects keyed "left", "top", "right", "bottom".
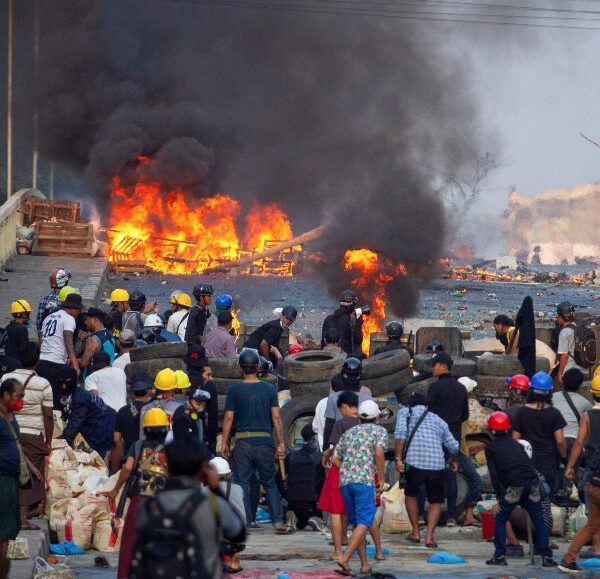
[
  {"left": 124, "top": 342, "right": 188, "bottom": 382},
  {"left": 474, "top": 354, "right": 551, "bottom": 398}
]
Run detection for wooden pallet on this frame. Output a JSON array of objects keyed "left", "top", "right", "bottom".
[
  {"left": 21, "top": 198, "right": 80, "bottom": 225},
  {"left": 32, "top": 222, "right": 94, "bottom": 256}
]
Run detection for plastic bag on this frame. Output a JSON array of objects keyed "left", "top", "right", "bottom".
[
  {"left": 34, "top": 556, "right": 75, "bottom": 578},
  {"left": 380, "top": 482, "right": 412, "bottom": 534},
  {"left": 7, "top": 537, "right": 29, "bottom": 559},
  {"left": 569, "top": 504, "right": 588, "bottom": 537}
]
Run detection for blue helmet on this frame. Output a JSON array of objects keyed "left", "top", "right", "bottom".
[
  {"left": 530, "top": 371, "right": 553, "bottom": 392},
  {"left": 215, "top": 293, "right": 233, "bottom": 309}
]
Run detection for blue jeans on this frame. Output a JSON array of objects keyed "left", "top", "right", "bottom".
[
  {"left": 233, "top": 441, "right": 284, "bottom": 524},
  {"left": 446, "top": 451, "right": 482, "bottom": 518},
  {"left": 493, "top": 485, "right": 551, "bottom": 558}
]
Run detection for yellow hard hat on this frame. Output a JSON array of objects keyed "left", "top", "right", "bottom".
[
  {"left": 10, "top": 299, "right": 32, "bottom": 314},
  {"left": 591, "top": 375, "right": 600, "bottom": 395},
  {"left": 175, "top": 370, "right": 191, "bottom": 390},
  {"left": 169, "top": 290, "right": 183, "bottom": 305},
  {"left": 142, "top": 407, "right": 169, "bottom": 428},
  {"left": 154, "top": 368, "right": 178, "bottom": 391},
  {"left": 58, "top": 286, "right": 79, "bottom": 303},
  {"left": 176, "top": 293, "right": 192, "bottom": 309},
  {"left": 110, "top": 288, "right": 129, "bottom": 303}
]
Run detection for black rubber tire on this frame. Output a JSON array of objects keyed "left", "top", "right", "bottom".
[
  {"left": 362, "top": 367, "right": 414, "bottom": 398},
  {"left": 129, "top": 342, "right": 187, "bottom": 363},
  {"left": 209, "top": 357, "right": 243, "bottom": 379},
  {"left": 280, "top": 394, "right": 322, "bottom": 449},
  {"left": 124, "top": 358, "right": 185, "bottom": 381},
  {"left": 288, "top": 380, "right": 331, "bottom": 399},
  {"left": 476, "top": 354, "right": 551, "bottom": 376},
  {"left": 473, "top": 375, "right": 510, "bottom": 398},
  {"left": 284, "top": 351, "right": 346, "bottom": 383},
  {"left": 362, "top": 350, "right": 410, "bottom": 380},
  {"left": 395, "top": 376, "right": 436, "bottom": 405},
  {"left": 213, "top": 374, "right": 278, "bottom": 396},
  {"left": 413, "top": 354, "right": 476, "bottom": 377}
]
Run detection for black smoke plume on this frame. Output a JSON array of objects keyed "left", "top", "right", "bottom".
[{"left": 29, "top": 0, "right": 488, "bottom": 317}]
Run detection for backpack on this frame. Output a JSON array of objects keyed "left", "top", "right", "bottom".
[
  {"left": 129, "top": 488, "right": 210, "bottom": 579},
  {"left": 95, "top": 328, "right": 117, "bottom": 363},
  {"left": 566, "top": 323, "right": 597, "bottom": 369},
  {"left": 0, "top": 326, "right": 8, "bottom": 351}
]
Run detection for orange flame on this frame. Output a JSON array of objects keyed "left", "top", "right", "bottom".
[{"left": 244, "top": 203, "right": 294, "bottom": 253}]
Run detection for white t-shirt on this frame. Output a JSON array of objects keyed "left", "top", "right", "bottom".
[
  {"left": 40, "top": 309, "right": 76, "bottom": 364},
  {"left": 312, "top": 397, "right": 328, "bottom": 452},
  {"left": 167, "top": 309, "right": 190, "bottom": 340},
  {"left": 112, "top": 352, "right": 131, "bottom": 371},
  {"left": 558, "top": 326, "right": 577, "bottom": 373},
  {"left": 84, "top": 366, "right": 127, "bottom": 411}
]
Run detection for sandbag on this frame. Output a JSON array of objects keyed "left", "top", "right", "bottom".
[
  {"left": 49, "top": 498, "right": 83, "bottom": 523},
  {"left": 464, "top": 399, "right": 491, "bottom": 437},
  {"left": 7, "top": 537, "right": 29, "bottom": 560},
  {"left": 92, "top": 501, "right": 130, "bottom": 552},
  {"left": 380, "top": 482, "right": 412, "bottom": 534},
  {"left": 52, "top": 518, "right": 94, "bottom": 550}
]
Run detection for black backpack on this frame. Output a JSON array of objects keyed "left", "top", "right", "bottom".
[
  {"left": 129, "top": 489, "right": 210, "bottom": 579},
  {"left": 0, "top": 326, "right": 8, "bottom": 351},
  {"left": 567, "top": 323, "right": 597, "bottom": 369}
]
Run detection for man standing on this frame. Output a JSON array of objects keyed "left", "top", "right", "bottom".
[
  {"left": 78, "top": 307, "right": 116, "bottom": 377},
  {"left": 4, "top": 300, "right": 32, "bottom": 364},
  {"left": 204, "top": 311, "right": 237, "bottom": 358},
  {"left": 426, "top": 351, "right": 481, "bottom": 527},
  {"left": 395, "top": 393, "right": 459, "bottom": 548},
  {"left": 84, "top": 351, "right": 127, "bottom": 412},
  {"left": 166, "top": 292, "right": 192, "bottom": 341},
  {"left": 335, "top": 400, "right": 386, "bottom": 576},
  {"left": 245, "top": 306, "right": 297, "bottom": 364},
  {"left": 139, "top": 368, "right": 181, "bottom": 438},
  {"left": 37, "top": 292, "right": 82, "bottom": 407},
  {"left": 107, "top": 288, "right": 129, "bottom": 338},
  {"left": 36, "top": 268, "right": 71, "bottom": 337},
  {"left": 321, "top": 290, "right": 363, "bottom": 356},
  {"left": 185, "top": 283, "right": 214, "bottom": 345},
  {"left": 2, "top": 343, "right": 52, "bottom": 531},
  {"left": 555, "top": 301, "right": 578, "bottom": 386},
  {"left": 221, "top": 349, "right": 288, "bottom": 533},
  {"left": 112, "top": 329, "right": 136, "bottom": 371}
]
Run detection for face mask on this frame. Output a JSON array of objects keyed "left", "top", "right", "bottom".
[{"left": 10, "top": 399, "right": 23, "bottom": 412}]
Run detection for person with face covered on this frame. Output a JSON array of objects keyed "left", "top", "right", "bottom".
[
  {"left": 172, "top": 385, "right": 211, "bottom": 447},
  {"left": 245, "top": 305, "right": 298, "bottom": 364},
  {"left": 321, "top": 290, "right": 363, "bottom": 357}
]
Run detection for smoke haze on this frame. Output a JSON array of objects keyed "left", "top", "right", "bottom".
[{"left": 26, "top": 0, "right": 491, "bottom": 316}]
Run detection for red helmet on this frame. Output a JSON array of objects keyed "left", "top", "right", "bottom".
[
  {"left": 506, "top": 374, "right": 530, "bottom": 392},
  {"left": 488, "top": 411, "right": 511, "bottom": 431},
  {"left": 287, "top": 343, "right": 304, "bottom": 355}
]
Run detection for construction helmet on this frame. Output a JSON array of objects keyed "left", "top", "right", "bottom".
[
  {"left": 144, "top": 313, "right": 164, "bottom": 329},
  {"left": 193, "top": 284, "right": 214, "bottom": 300},
  {"left": 506, "top": 374, "right": 530, "bottom": 392},
  {"left": 169, "top": 290, "right": 183, "bottom": 305},
  {"left": 58, "top": 286, "right": 79, "bottom": 303},
  {"left": 154, "top": 368, "right": 178, "bottom": 391},
  {"left": 110, "top": 288, "right": 129, "bottom": 303},
  {"left": 174, "top": 369, "right": 191, "bottom": 390},
  {"left": 239, "top": 348, "right": 260, "bottom": 373},
  {"left": 385, "top": 320, "right": 403, "bottom": 339},
  {"left": 128, "top": 290, "right": 146, "bottom": 312},
  {"left": 176, "top": 293, "right": 192, "bottom": 309},
  {"left": 591, "top": 375, "right": 600, "bottom": 395},
  {"left": 530, "top": 371, "right": 553, "bottom": 392},
  {"left": 49, "top": 268, "right": 71, "bottom": 289},
  {"left": 210, "top": 456, "right": 231, "bottom": 476},
  {"left": 287, "top": 343, "right": 304, "bottom": 355},
  {"left": 487, "top": 411, "right": 510, "bottom": 432},
  {"left": 339, "top": 289, "right": 358, "bottom": 305},
  {"left": 215, "top": 293, "right": 233, "bottom": 309},
  {"left": 557, "top": 301, "right": 575, "bottom": 320},
  {"left": 142, "top": 408, "right": 169, "bottom": 429},
  {"left": 10, "top": 300, "right": 32, "bottom": 315},
  {"left": 342, "top": 357, "right": 362, "bottom": 381}
]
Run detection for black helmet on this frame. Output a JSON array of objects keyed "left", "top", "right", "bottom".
[
  {"left": 281, "top": 305, "right": 298, "bottom": 321},
  {"left": 128, "top": 290, "right": 146, "bottom": 311},
  {"left": 557, "top": 301, "right": 575, "bottom": 320},
  {"left": 386, "top": 320, "right": 403, "bottom": 339},
  {"left": 342, "top": 357, "right": 362, "bottom": 380},
  {"left": 140, "top": 327, "right": 156, "bottom": 344},
  {"left": 239, "top": 348, "right": 260, "bottom": 373},
  {"left": 193, "top": 283, "right": 214, "bottom": 300},
  {"left": 426, "top": 339, "right": 443, "bottom": 353},
  {"left": 339, "top": 290, "right": 358, "bottom": 305}
]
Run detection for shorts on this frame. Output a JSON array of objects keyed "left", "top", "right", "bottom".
[
  {"left": 340, "top": 483, "right": 376, "bottom": 528},
  {"left": 404, "top": 466, "right": 446, "bottom": 504},
  {"left": 317, "top": 466, "right": 346, "bottom": 515}
]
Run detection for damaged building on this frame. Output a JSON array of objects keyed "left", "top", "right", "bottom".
[{"left": 507, "top": 185, "right": 600, "bottom": 264}]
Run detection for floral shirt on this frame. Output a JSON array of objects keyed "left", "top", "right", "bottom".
[{"left": 336, "top": 423, "right": 388, "bottom": 487}]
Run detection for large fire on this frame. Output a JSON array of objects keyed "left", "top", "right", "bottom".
[
  {"left": 107, "top": 177, "right": 295, "bottom": 275},
  {"left": 343, "top": 248, "right": 406, "bottom": 355}
]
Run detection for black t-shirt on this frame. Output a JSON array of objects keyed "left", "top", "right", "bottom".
[
  {"left": 115, "top": 400, "right": 146, "bottom": 455},
  {"left": 172, "top": 404, "right": 205, "bottom": 443},
  {"left": 513, "top": 405, "right": 567, "bottom": 482},
  {"left": 330, "top": 417, "right": 359, "bottom": 446},
  {"left": 485, "top": 437, "right": 538, "bottom": 496},
  {"left": 245, "top": 320, "right": 283, "bottom": 351},
  {"left": 4, "top": 322, "right": 29, "bottom": 363},
  {"left": 0, "top": 354, "right": 20, "bottom": 379},
  {"left": 184, "top": 305, "right": 209, "bottom": 345},
  {"left": 427, "top": 373, "right": 469, "bottom": 441}
]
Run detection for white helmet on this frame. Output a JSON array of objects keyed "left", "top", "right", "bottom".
[
  {"left": 517, "top": 439, "right": 533, "bottom": 459},
  {"left": 210, "top": 457, "right": 231, "bottom": 476},
  {"left": 143, "top": 313, "right": 164, "bottom": 328}
]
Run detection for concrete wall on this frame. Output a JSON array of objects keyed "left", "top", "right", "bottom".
[{"left": 0, "top": 189, "right": 28, "bottom": 270}]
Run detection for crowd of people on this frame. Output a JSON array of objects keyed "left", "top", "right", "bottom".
[{"left": 0, "top": 268, "right": 600, "bottom": 576}]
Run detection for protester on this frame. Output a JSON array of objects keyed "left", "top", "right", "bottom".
[
  {"left": 0, "top": 379, "right": 29, "bottom": 579},
  {"left": 185, "top": 283, "right": 214, "bottom": 345},
  {"left": 172, "top": 385, "right": 211, "bottom": 445},
  {"left": 334, "top": 400, "right": 386, "bottom": 576},
  {"left": 321, "top": 327, "right": 342, "bottom": 354},
  {"left": 78, "top": 307, "right": 117, "bottom": 376},
  {"left": 172, "top": 369, "right": 190, "bottom": 405},
  {"left": 163, "top": 289, "right": 183, "bottom": 325},
  {"left": 555, "top": 301, "right": 578, "bottom": 385},
  {"left": 112, "top": 329, "right": 136, "bottom": 371},
  {"left": 312, "top": 394, "right": 328, "bottom": 452},
  {"left": 395, "top": 392, "right": 459, "bottom": 548},
  {"left": 373, "top": 320, "right": 411, "bottom": 356},
  {"left": 426, "top": 351, "right": 481, "bottom": 527},
  {"left": 121, "top": 290, "right": 149, "bottom": 336},
  {"left": 553, "top": 368, "right": 592, "bottom": 448},
  {"left": 131, "top": 438, "right": 245, "bottom": 579},
  {"left": 37, "top": 292, "right": 82, "bottom": 407},
  {"left": 138, "top": 368, "right": 181, "bottom": 438},
  {"left": 321, "top": 290, "right": 363, "bottom": 356},
  {"left": 165, "top": 292, "right": 192, "bottom": 340},
  {"left": 560, "top": 375, "right": 600, "bottom": 573},
  {"left": 244, "top": 305, "right": 297, "bottom": 363},
  {"left": 107, "top": 288, "right": 129, "bottom": 338},
  {"left": 2, "top": 343, "right": 53, "bottom": 530},
  {"left": 505, "top": 374, "right": 530, "bottom": 428},
  {"left": 485, "top": 411, "right": 557, "bottom": 567},
  {"left": 36, "top": 268, "right": 71, "bottom": 337},
  {"left": 111, "top": 371, "right": 153, "bottom": 474},
  {"left": 493, "top": 314, "right": 518, "bottom": 354},
  {"left": 221, "top": 349, "right": 288, "bottom": 533},
  {"left": 4, "top": 300, "right": 32, "bottom": 364},
  {"left": 204, "top": 310, "right": 237, "bottom": 358},
  {"left": 101, "top": 407, "right": 170, "bottom": 579},
  {"left": 84, "top": 351, "right": 127, "bottom": 412}
]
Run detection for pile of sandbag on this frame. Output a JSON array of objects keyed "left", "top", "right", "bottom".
[{"left": 46, "top": 440, "right": 129, "bottom": 552}]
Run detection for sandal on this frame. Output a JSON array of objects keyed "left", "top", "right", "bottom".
[
  {"left": 405, "top": 536, "right": 420, "bottom": 544},
  {"left": 425, "top": 542, "right": 439, "bottom": 549},
  {"left": 335, "top": 562, "right": 355, "bottom": 577}
]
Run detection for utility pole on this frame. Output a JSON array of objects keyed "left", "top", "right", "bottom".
[
  {"left": 6, "top": 0, "right": 14, "bottom": 199},
  {"left": 32, "top": 0, "right": 39, "bottom": 191}
]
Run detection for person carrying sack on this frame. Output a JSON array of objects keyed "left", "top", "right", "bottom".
[{"left": 394, "top": 392, "right": 459, "bottom": 548}]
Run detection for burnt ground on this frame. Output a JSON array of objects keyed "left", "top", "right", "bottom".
[{"left": 108, "top": 272, "right": 600, "bottom": 340}]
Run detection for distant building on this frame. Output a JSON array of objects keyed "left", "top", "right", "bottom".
[{"left": 507, "top": 185, "right": 600, "bottom": 265}]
